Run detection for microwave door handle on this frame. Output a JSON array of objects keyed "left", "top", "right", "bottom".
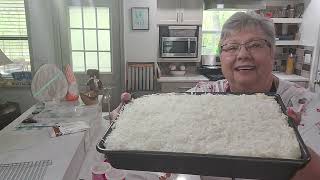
[{"left": 187, "top": 39, "right": 190, "bottom": 54}]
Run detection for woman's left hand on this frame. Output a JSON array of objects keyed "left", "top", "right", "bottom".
[
  {"left": 287, "top": 103, "right": 305, "bottom": 126},
  {"left": 291, "top": 148, "right": 320, "bottom": 180}
]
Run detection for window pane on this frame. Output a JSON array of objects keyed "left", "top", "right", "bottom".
[
  {"left": 0, "top": 40, "right": 30, "bottom": 74},
  {"left": 0, "top": 1, "right": 27, "bottom": 36},
  {"left": 98, "top": 30, "right": 110, "bottom": 51},
  {"left": 97, "top": 7, "right": 110, "bottom": 29},
  {"left": 99, "top": 52, "right": 111, "bottom": 72},
  {"left": 203, "top": 10, "right": 243, "bottom": 31},
  {"left": 202, "top": 10, "right": 245, "bottom": 55},
  {"left": 84, "top": 30, "right": 97, "bottom": 50},
  {"left": 71, "top": 29, "right": 83, "bottom": 50},
  {"left": 202, "top": 33, "right": 220, "bottom": 55},
  {"left": 0, "top": 40, "right": 29, "bottom": 60},
  {"left": 86, "top": 52, "right": 98, "bottom": 69},
  {"left": 69, "top": 7, "right": 82, "bottom": 28},
  {"left": 72, "top": 52, "right": 85, "bottom": 72},
  {"left": 83, "top": 7, "right": 96, "bottom": 28}
]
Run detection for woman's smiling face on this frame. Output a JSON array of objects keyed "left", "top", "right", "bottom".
[{"left": 220, "top": 27, "right": 275, "bottom": 92}]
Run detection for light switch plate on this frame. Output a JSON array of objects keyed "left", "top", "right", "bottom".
[{"left": 304, "top": 54, "right": 312, "bottom": 64}]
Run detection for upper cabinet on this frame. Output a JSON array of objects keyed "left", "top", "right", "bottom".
[{"left": 157, "top": 0, "right": 203, "bottom": 25}]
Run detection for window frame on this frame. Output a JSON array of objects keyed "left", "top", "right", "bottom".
[
  {"left": 68, "top": 2, "right": 113, "bottom": 74},
  {"left": 0, "top": 0, "right": 32, "bottom": 75}
]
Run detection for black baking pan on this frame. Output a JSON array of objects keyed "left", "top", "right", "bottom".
[{"left": 96, "top": 93, "right": 310, "bottom": 180}]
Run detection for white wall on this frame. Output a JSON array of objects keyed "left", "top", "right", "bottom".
[
  {"left": 300, "top": 0, "right": 320, "bottom": 46},
  {"left": 299, "top": 0, "right": 320, "bottom": 89},
  {"left": 123, "top": 0, "right": 157, "bottom": 62}
]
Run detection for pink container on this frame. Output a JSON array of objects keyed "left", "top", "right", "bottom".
[
  {"left": 91, "top": 162, "right": 111, "bottom": 180},
  {"left": 105, "top": 168, "right": 126, "bottom": 180}
]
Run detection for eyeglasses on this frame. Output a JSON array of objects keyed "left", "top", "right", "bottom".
[{"left": 220, "top": 39, "right": 271, "bottom": 55}]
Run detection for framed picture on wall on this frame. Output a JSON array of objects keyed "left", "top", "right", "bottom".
[{"left": 131, "top": 7, "right": 149, "bottom": 30}]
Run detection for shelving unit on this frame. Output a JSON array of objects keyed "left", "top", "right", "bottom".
[
  {"left": 273, "top": 72, "right": 308, "bottom": 82},
  {"left": 272, "top": 17, "right": 310, "bottom": 87},
  {"left": 271, "top": 18, "right": 303, "bottom": 24},
  {"left": 273, "top": 18, "right": 302, "bottom": 46},
  {"left": 275, "top": 40, "right": 300, "bottom": 46}
]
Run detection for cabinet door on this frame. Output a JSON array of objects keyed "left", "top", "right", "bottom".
[
  {"left": 157, "top": 0, "right": 180, "bottom": 25},
  {"left": 179, "top": 0, "right": 203, "bottom": 25}
]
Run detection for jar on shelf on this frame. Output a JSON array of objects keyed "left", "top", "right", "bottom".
[
  {"left": 286, "top": 53, "right": 295, "bottom": 75},
  {"left": 289, "top": 8, "right": 295, "bottom": 18}
]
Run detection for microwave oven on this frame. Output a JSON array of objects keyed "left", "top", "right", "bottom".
[{"left": 160, "top": 37, "right": 198, "bottom": 58}]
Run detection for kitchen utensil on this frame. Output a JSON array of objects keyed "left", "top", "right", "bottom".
[
  {"left": 80, "top": 91, "right": 98, "bottom": 105},
  {"left": 201, "top": 55, "right": 220, "bottom": 66},
  {"left": 96, "top": 93, "right": 310, "bottom": 180},
  {"left": 106, "top": 167, "right": 126, "bottom": 180},
  {"left": 91, "top": 162, "right": 111, "bottom": 180},
  {"left": 0, "top": 160, "right": 52, "bottom": 180}
]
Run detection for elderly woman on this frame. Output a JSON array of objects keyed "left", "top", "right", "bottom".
[
  {"left": 189, "top": 12, "right": 320, "bottom": 180},
  {"left": 111, "top": 11, "right": 319, "bottom": 180},
  {"left": 191, "top": 12, "right": 309, "bottom": 107}
]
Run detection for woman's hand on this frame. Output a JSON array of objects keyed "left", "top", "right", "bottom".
[
  {"left": 159, "top": 173, "right": 171, "bottom": 180},
  {"left": 291, "top": 148, "right": 320, "bottom": 180},
  {"left": 287, "top": 103, "right": 305, "bottom": 126},
  {"left": 287, "top": 107, "right": 302, "bottom": 126}
]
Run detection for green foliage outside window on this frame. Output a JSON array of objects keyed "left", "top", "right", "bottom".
[{"left": 202, "top": 10, "right": 246, "bottom": 55}]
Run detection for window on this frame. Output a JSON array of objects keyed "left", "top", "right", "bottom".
[
  {"left": 0, "top": 0, "right": 30, "bottom": 76},
  {"left": 69, "top": 6, "right": 111, "bottom": 73},
  {"left": 202, "top": 10, "right": 245, "bottom": 55}
]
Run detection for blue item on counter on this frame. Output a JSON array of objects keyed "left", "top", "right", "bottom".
[{"left": 11, "top": 71, "right": 32, "bottom": 81}]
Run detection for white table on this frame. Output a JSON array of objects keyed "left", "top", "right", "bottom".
[
  {"left": 78, "top": 112, "right": 202, "bottom": 180},
  {"left": 0, "top": 101, "right": 102, "bottom": 180}
]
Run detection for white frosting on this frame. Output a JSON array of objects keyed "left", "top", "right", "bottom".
[{"left": 107, "top": 93, "right": 301, "bottom": 159}]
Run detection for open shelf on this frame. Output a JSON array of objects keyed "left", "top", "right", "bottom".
[
  {"left": 273, "top": 72, "right": 309, "bottom": 82},
  {"left": 275, "top": 40, "right": 300, "bottom": 46},
  {"left": 271, "top": 18, "right": 303, "bottom": 24}
]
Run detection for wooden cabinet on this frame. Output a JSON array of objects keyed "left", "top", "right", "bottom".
[{"left": 157, "top": 0, "right": 203, "bottom": 25}]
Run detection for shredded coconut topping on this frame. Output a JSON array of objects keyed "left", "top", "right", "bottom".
[{"left": 107, "top": 93, "right": 301, "bottom": 159}]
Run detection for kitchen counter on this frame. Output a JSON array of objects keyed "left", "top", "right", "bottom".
[
  {"left": 158, "top": 74, "right": 209, "bottom": 83},
  {"left": 298, "top": 94, "right": 320, "bottom": 155},
  {"left": 78, "top": 113, "right": 202, "bottom": 180},
  {"left": 273, "top": 72, "right": 309, "bottom": 82},
  {"left": 0, "top": 100, "right": 102, "bottom": 180}
]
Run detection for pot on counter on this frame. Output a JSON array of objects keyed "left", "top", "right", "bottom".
[{"left": 201, "top": 55, "right": 220, "bottom": 66}]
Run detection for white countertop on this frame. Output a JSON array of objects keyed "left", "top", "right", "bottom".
[
  {"left": 158, "top": 74, "right": 209, "bottom": 83},
  {"left": 298, "top": 94, "right": 320, "bottom": 155},
  {"left": 78, "top": 112, "right": 202, "bottom": 180},
  {"left": 273, "top": 72, "right": 309, "bottom": 82},
  {"left": 0, "top": 101, "right": 102, "bottom": 180}
]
